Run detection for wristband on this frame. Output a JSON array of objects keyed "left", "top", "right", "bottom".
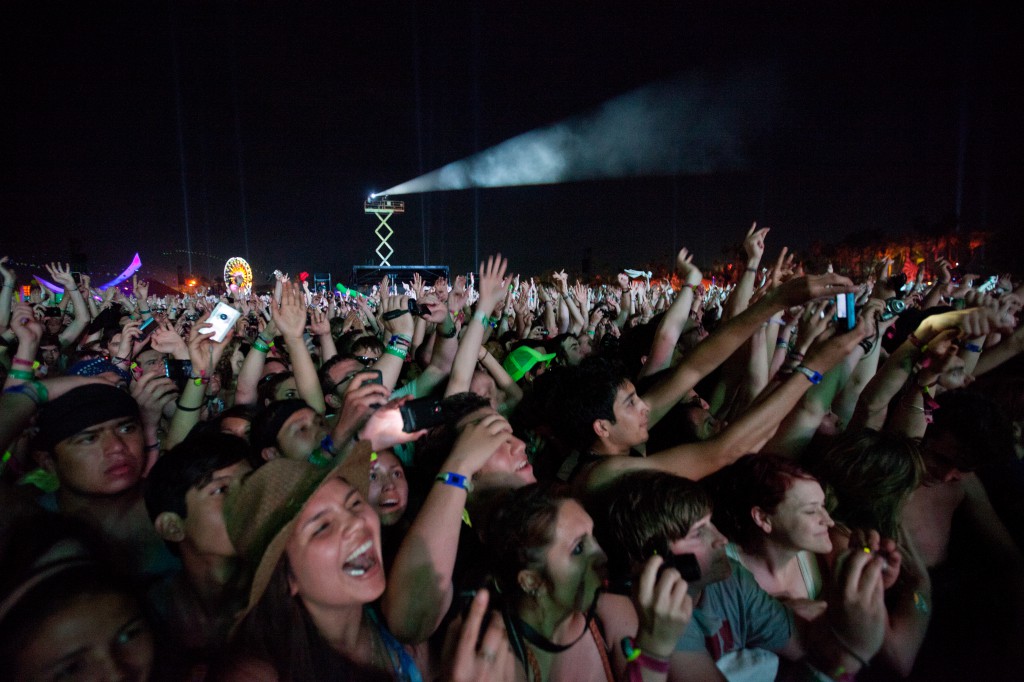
[
  {"left": 963, "top": 342, "right": 982, "bottom": 353},
  {"left": 389, "top": 334, "right": 412, "bottom": 345},
  {"left": 4, "top": 382, "right": 48, "bottom": 405},
  {"left": 252, "top": 339, "right": 271, "bottom": 353},
  {"left": 9, "top": 368, "right": 34, "bottom": 381},
  {"left": 794, "top": 365, "right": 823, "bottom": 385},
  {"left": 859, "top": 338, "right": 875, "bottom": 354},
  {"left": 138, "top": 308, "right": 151, "bottom": 314},
  {"left": 191, "top": 375, "right": 210, "bottom": 386},
  {"left": 586, "top": 329, "right": 596, "bottom": 336},
  {"left": 12, "top": 357, "right": 34, "bottom": 367},
  {"left": 776, "top": 340, "right": 790, "bottom": 349},
  {"left": 438, "top": 323, "right": 458, "bottom": 339},
  {"left": 907, "top": 332, "right": 925, "bottom": 349},
  {"left": 384, "top": 346, "right": 408, "bottom": 360},
  {"left": 320, "top": 435, "right": 340, "bottom": 456},
  {"left": 745, "top": 267, "right": 759, "bottom": 273},
  {"left": 435, "top": 471, "right": 473, "bottom": 492},
  {"left": 621, "top": 638, "right": 669, "bottom": 673},
  {"left": 175, "top": 402, "right": 202, "bottom": 412}
]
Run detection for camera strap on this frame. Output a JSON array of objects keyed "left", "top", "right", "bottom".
[{"left": 514, "top": 597, "right": 598, "bottom": 653}]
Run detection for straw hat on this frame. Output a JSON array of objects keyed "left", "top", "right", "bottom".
[{"left": 223, "top": 441, "right": 378, "bottom": 620}]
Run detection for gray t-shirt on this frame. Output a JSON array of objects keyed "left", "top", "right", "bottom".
[{"left": 676, "top": 558, "right": 793, "bottom": 660}]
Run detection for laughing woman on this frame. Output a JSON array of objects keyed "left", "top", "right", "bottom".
[{"left": 216, "top": 444, "right": 424, "bottom": 681}]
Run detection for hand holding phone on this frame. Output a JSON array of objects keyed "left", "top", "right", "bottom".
[{"left": 200, "top": 302, "right": 241, "bottom": 342}]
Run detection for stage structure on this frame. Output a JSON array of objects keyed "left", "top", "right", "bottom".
[
  {"left": 350, "top": 264, "right": 450, "bottom": 290},
  {"left": 364, "top": 196, "right": 405, "bottom": 266}
]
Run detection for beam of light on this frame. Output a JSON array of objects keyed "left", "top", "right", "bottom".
[
  {"left": 35, "top": 253, "right": 142, "bottom": 294},
  {"left": 379, "top": 72, "right": 774, "bottom": 196}
]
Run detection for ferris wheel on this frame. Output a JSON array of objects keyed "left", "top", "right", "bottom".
[{"left": 223, "top": 257, "right": 253, "bottom": 293}]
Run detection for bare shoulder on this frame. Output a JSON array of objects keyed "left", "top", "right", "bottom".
[{"left": 596, "top": 592, "right": 638, "bottom": 643}]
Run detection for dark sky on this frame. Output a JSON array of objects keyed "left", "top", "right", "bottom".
[{"left": 3, "top": 1, "right": 1022, "bottom": 287}]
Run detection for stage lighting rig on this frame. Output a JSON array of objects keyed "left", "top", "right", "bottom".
[{"left": 364, "top": 195, "right": 405, "bottom": 265}]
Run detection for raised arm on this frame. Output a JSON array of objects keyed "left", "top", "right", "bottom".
[
  {"left": 382, "top": 411, "right": 515, "bottom": 643},
  {"left": 723, "top": 223, "right": 769, "bottom": 320},
  {"left": 641, "top": 273, "right": 857, "bottom": 427},
  {"left": 234, "top": 319, "right": 278, "bottom": 405},
  {"left": 47, "top": 263, "right": 89, "bottom": 348},
  {"left": 640, "top": 248, "right": 702, "bottom": 378},
  {"left": 447, "top": 255, "right": 508, "bottom": 396},
  {"left": 273, "top": 282, "right": 326, "bottom": 414},
  {"left": 0, "top": 257, "right": 16, "bottom": 334}
]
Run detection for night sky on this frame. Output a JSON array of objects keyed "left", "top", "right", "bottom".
[{"left": 4, "top": 1, "right": 1022, "bottom": 287}]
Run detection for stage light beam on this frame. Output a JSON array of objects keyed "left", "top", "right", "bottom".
[{"left": 376, "top": 71, "right": 775, "bottom": 197}]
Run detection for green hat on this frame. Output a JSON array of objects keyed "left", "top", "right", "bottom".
[{"left": 503, "top": 345, "right": 557, "bottom": 382}]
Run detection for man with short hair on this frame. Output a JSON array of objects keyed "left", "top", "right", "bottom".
[{"left": 144, "top": 432, "right": 251, "bottom": 661}]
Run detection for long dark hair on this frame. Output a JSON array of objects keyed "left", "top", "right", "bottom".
[{"left": 224, "top": 555, "right": 389, "bottom": 682}]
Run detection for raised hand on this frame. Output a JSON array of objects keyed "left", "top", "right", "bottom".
[
  {"left": 151, "top": 321, "right": 189, "bottom": 358},
  {"left": 449, "top": 589, "right": 515, "bottom": 682},
  {"left": 130, "top": 372, "right": 179, "bottom": 431},
  {"left": 134, "top": 278, "right": 150, "bottom": 305},
  {"left": 477, "top": 254, "right": 509, "bottom": 311},
  {"left": 743, "top": 222, "right": 770, "bottom": 263},
  {"left": 632, "top": 555, "right": 693, "bottom": 659},
  {"left": 272, "top": 282, "right": 308, "bottom": 340},
  {"left": 187, "top": 309, "right": 234, "bottom": 373},
  {"left": 307, "top": 307, "right": 331, "bottom": 336},
  {"left": 10, "top": 302, "right": 43, "bottom": 347},
  {"left": 45, "top": 262, "right": 76, "bottom": 290},
  {"left": 0, "top": 256, "right": 15, "bottom": 284}
]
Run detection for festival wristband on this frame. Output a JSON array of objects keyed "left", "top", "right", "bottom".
[
  {"left": 793, "top": 365, "right": 823, "bottom": 385},
  {"left": 435, "top": 471, "right": 472, "bottom": 493}
]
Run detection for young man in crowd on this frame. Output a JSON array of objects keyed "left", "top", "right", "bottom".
[
  {"left": 30, "top": 383, "right": 179, "bottom": 580},
  {"left": 144, "top": 432, "right": 252, "bottom": 663}
]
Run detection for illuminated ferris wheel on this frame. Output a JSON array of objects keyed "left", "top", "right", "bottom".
[{"left": 223, "top": 257, "right": 253, "bottom": 293}]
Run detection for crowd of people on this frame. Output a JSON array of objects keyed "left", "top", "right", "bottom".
[{"left": 1, "top": 222, "right": 1022, "bottom": 682}]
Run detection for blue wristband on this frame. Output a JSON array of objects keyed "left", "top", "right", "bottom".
[
  {"left": 794, "top": 365, "right": 823, "bottom": 385},
  {"left": 435, "top": 471, "right": 473, "bottom": 493},
  {"left": 963, "top": 342, "right": 983, "bottom": 353}
]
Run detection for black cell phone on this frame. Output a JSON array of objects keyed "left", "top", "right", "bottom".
[
  {"left": 603, "top": 552, "right": 701, "bottom": 595},
  {"left": 71, "top": 271, "right": 82, "bottom": 285},
  {"left": 834, "top": 292, "right": 856, "bottom": 332},
  {"left": 360, "top": 369, "right": 383, "bottom": 386},
  {"left": 137, "top": 316, "right": 158, "bottom": 342},
  {"left": 406, "top": 298, "right": 431, "bottom": 317},
  {"left": 661, "top": 552, "right": 702, "bottom": 582},
  {"left": 399, "top": 397, "right": 446, "bottom": 432},
  {"left": 163, "top": 358, "right": 193, "bottom": 390}
]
